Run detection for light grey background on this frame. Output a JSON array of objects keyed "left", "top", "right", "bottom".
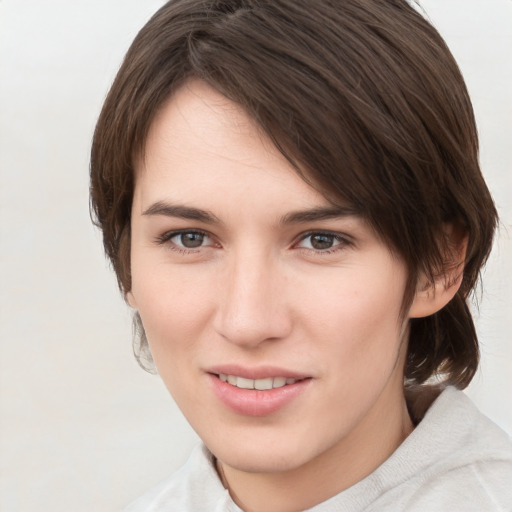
[{"left": 0, "top": 1, "right": 510, "bottom": 511}]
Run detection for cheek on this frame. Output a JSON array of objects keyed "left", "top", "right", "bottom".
[
  {"left": 132, "top": 273, "right": 215, "bottom": 405},
  {"left": 294, "top": 268, "right": 409, "bottom": 435},
  {"left": 298, "top": 264, "right": 407, "bottom": 371},
  {"left": 130, "top": 262, "right": 215, "bottom": 358}
]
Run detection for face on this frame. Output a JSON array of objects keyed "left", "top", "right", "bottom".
[{"left": 128, "top": 80, "right": 414, "bottom": 476}]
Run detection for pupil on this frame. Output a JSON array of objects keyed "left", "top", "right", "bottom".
[
  {"left": 181, "top": 232, "right": 204, "bottom": 248},
  {"left": 311, "top": 234, "right": 334, "bottom": 250}
]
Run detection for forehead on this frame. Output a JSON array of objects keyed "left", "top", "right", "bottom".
[
  {"left": 134, "top": 80, "right": 343, "bottom": 215},
  {"left": 141, "top": 80, "right": 269, "bottom": 168}
]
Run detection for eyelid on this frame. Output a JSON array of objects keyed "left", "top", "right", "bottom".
[
  {"left": 293, "top": 230, "right": 353, "bottom": 252},
  {"left": 155, "top": 228, "right": 218, "bottom": 249},
  {"left": 154, "top": 228, "right": 352, "bottom": 253}
]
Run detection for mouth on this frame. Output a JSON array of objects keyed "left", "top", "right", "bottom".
[
  {"left": 207, "top": 368, "right": 312, "bottom": 416},
  {"left": 216, "top": 374, "right": 305, "bottom": 390}
]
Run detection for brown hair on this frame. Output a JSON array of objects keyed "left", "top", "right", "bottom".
[{"left": 90, "top": 0, "right": 497, "bottom": 388}]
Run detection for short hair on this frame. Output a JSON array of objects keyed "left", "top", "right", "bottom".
[{"left": 90, "top": 0, "right": 497, "bottom": 388}]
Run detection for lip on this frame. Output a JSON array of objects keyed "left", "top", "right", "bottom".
[
  {"left": 207, "top": 364, "right": 310, "bottom": 380},
  {"left": 206, "top": 365, "right": 312, "bottom": 417}
]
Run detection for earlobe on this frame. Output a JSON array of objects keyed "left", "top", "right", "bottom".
[
  {"left": 126, "top": 291, "right": 137, "bottom": 309},
  {"left": 408, "top": 268, "right": 463, "bottom": 318},
  {"left": 409, "top": 224, "right": 467, "bottom": 319}
]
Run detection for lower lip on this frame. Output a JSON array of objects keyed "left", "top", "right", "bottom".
[{"left": 207, "top": 374, "right": 311, "bottom": 417}]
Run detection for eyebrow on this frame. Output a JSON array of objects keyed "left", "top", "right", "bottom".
[
  {"left": 142, "top": 201, "right": 359, "bottom": 225},
  {"left": 280, "top": 206, "right": 360, "bottom": 224},
  {"left": 142, "top": 201, "right": 221, "bottom": 224}
]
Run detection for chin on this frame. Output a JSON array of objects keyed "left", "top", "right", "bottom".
[
  {"left": 204, "top": 426, "right": 327, "bottom": 474},
  {"left": 220, "top": 447, "right": 308, "bottom": 474}
]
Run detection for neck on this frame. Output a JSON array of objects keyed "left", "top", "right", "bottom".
[{"left": 217, "top": 386, "right": 414, "bottom": 512}]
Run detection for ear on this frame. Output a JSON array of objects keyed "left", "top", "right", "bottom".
[
  {"left": 409, "top": 224, "right": 467, "bottom": 319},
  {"left": 126, "top": 291, "right": 137, "bottom": 309}
]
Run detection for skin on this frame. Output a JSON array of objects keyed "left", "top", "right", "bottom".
[{"left": 127, "top": 80, "right": 459, "bottom": 512}]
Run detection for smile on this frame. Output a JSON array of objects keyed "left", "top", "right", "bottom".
[
  {"left": 218, "top": 374, "right": 301, "bottom": 390},
  {"left": 209, "top": 372, "right": 312, "bottom": 416}
]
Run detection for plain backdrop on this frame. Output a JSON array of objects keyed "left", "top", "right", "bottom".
[{"left": 0, "top": 1, "right": 511, "bottom": 511}]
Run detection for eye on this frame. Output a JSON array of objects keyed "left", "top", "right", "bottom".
[
  {"left": 296, "top": 232, "right": 346, "bottom": 251},
  {"left": 173, "top": 231, "right": 208, "bottom": 248},
  {"left": 157, "top": 230, "right": 215, "bottom": 250}
]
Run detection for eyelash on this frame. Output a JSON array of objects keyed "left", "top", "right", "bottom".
[
  {"left": 155, "top": 229, "right": 352, "bottom": 255},
  {"left": 155, "top": 229, "right": 213, "bottom": 254},
  {"left": 295, "top": 231, "right": 351, "bottom": 255}
]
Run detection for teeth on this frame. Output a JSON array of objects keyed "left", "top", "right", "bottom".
[
  {"left": 218, "top": 374, "right": 299, "bottom": 390},
  {"left": 273, "top": 377, "right": 287, "bottom": 388},
  {"left": 254, "top": 377, "right": 273, "bottom": 390},
  {"left": 237, "top": 377, "right": 255, "bottom": 389}
]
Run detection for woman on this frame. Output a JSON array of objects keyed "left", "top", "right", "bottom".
[{"left": 90, "top": 0, "right": 512, "bottom": 510}]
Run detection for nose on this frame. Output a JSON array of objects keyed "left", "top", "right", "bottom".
[{"left": 213, "top": 249, "right": 293, "bottom": 348}]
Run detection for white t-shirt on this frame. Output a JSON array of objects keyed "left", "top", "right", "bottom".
[{"left": 123, "top": 387, "right": 512, "bottom": 511}]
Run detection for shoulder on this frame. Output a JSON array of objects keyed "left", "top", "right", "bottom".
[
  {"left": 372, "top": 387, "right": 512, "bottom": 511},
  {"left": 122, "top": 444, "right": 240, "bottom": 512},
  {"left": 399, "top": 457, "right": 512, "bottom": 511},
  {"left": 323, "top": 387, "right": 512, "bottom": 512}
]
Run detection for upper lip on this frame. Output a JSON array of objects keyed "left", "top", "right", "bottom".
[{"left": 206, "top": 364, "right": 311, "bottom": 380}]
